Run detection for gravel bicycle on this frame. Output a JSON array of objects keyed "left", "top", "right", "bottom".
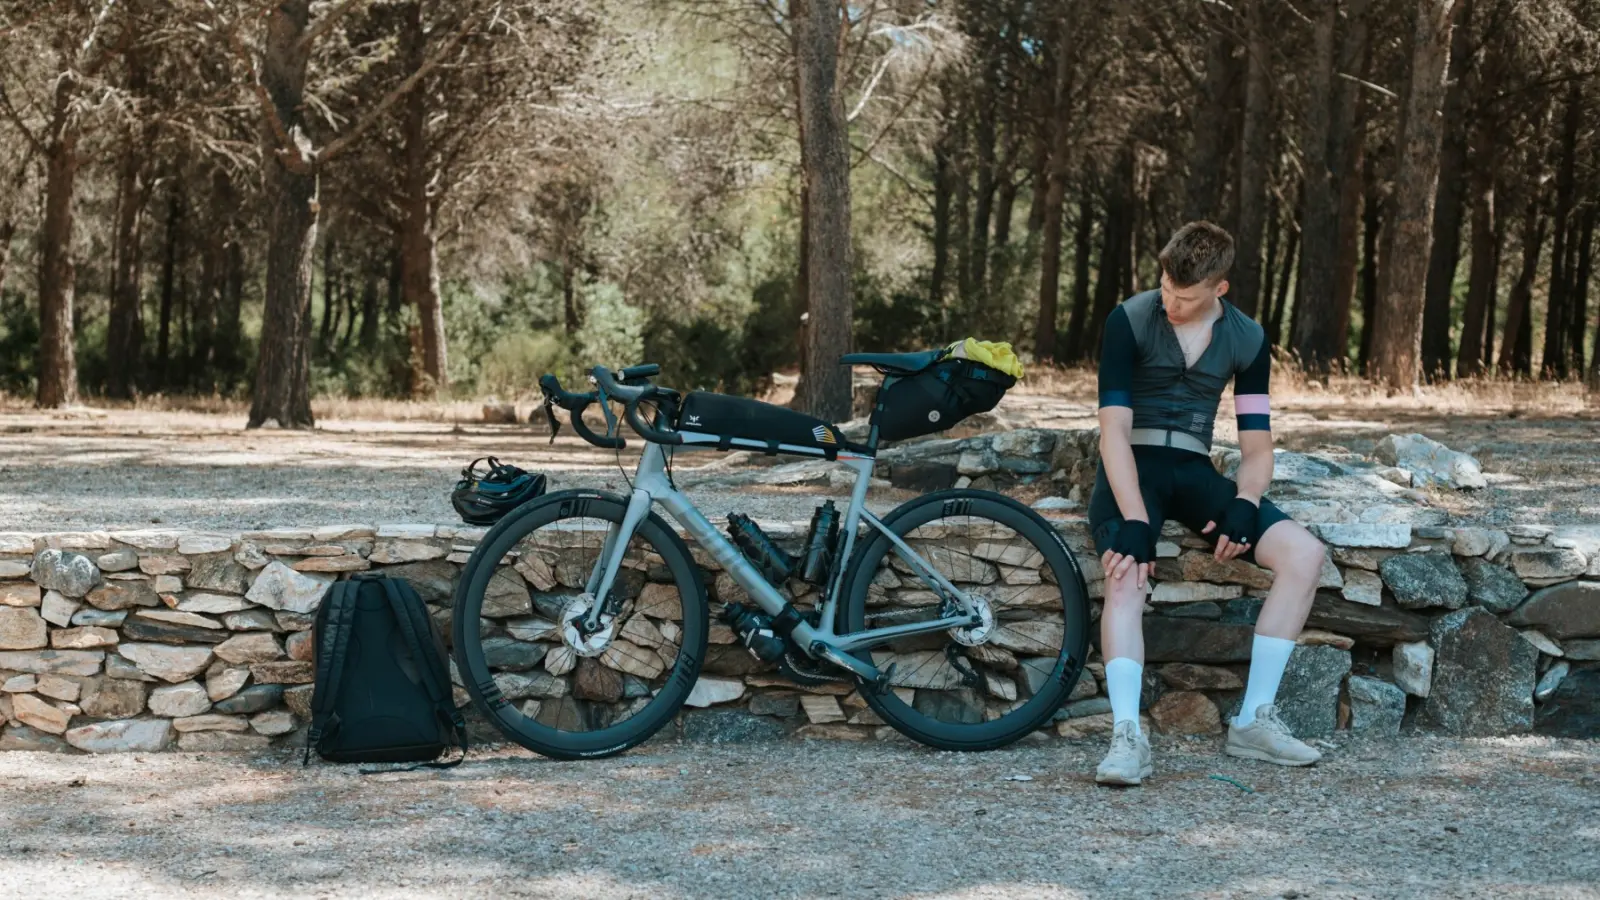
[{"left": 451, "top": 352, "right": 1090, "bottom": 759}]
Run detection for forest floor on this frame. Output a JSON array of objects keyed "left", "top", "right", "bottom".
[
  {"left": 0, "top": 734, "right": 1596, "bottom": 898},
  {"left": 0, "top": 373, "right": 1595, "bottom": 531}
]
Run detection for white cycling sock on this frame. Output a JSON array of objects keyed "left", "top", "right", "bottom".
[
  {"left": 1105, "top": 657, "right": 1143, "bottom": 735},
  {"left": 1234, "top": 634, "right": 1297, "bottom": 727}
]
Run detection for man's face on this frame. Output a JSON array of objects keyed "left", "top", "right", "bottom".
[{"left": 1161, "top": 272, "right": 1228, "bottom": 325}]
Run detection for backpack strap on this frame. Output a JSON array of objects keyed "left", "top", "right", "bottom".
[
  {"left": 304, "top": 581, "right": 360, "bottom": 765},
  {"left": 368, "top": 576, "right": 469, "bottom": 772}
]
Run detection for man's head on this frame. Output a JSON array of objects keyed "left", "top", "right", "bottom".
[{"left": 1158, "top": 221, "right": 1233, "bottom": 325}]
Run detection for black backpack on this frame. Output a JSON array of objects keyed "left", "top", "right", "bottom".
[{"left": 304, "top": 573, "right": 468, "bottom": 768}]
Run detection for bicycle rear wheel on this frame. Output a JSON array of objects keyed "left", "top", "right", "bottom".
[
  {"left": 452, "top": 489, "right": 709, "bottom": 760},
  {"left": 838, "top": 489, "right": 1091, "bottom": 751}
]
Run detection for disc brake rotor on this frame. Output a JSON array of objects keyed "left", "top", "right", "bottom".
[
  {"left": 561, "top": 593, "right": 617, "bottom": 657},
  {"left": 948, "top": 593, "right": 995, "bottom": 646}
]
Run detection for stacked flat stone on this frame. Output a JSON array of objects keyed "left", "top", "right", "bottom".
[{"left": 0, "top": 431, "right": 1595, "bottom": 752}]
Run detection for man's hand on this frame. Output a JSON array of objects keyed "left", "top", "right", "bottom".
[
  {"left": 1202, "top": 497, "right": 1259, "bottom": 561},
  {"left": 1101, "top": 519, "right": 1153, "bottom": 589}
]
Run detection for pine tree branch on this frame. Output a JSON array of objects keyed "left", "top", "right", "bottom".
[{"left": 318, "top": 11, "right": 484, "bottom": 165}]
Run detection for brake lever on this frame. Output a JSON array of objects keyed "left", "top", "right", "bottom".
[
  {"left": 541, "top": 394, "right": 561, "bottom": 444},
  {"left": 593, "top": 381, "right": 622, "bottom": 443}
]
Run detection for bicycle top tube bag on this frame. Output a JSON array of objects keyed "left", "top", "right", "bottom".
[
  {"left": 872, "top": 339, "right": 1021, "bottom": 442},
  {"left": 676, "top": 392, "right": 871, "bottom": 458}
]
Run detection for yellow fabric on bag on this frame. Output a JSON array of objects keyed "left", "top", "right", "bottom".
[{"left": 946, "top": 338, "right": 1025, "bottom": 379}]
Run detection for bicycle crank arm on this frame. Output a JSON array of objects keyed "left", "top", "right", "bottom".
[{"left": 810, "top": 642, "right": 891, "bottom": 689}]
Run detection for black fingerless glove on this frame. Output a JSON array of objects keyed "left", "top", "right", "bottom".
[
  {"left": 1110, "top": 519, "right": 1154, "bottom": 563},
  {"left": 1215, "top": 497, "right": 1260, "bottom": 545}
]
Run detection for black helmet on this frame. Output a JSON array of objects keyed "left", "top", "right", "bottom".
[{"left": 451, "top": 457, "right": 547, "bottom": 525}]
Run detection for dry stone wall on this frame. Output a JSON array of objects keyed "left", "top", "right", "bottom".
[{"left": 1, "top": 430, "right": 1595, "bottom": 752}]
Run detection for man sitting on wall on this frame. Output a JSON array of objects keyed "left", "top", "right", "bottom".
[{"left": 1088, "top": 220, "right": 1329, "bottom": 785}]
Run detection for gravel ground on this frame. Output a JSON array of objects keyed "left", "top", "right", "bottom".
[{"left": 1, "top": 735, "right": 1595, "bottom": 899}]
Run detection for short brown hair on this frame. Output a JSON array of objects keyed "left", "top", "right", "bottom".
[{"left": 1159, "top": 221, "right": 1235, "bottom": 287}]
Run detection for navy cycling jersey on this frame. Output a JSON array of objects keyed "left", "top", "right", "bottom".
[{"left": 1096, "top": 289, "right": 1271, "bottom": 454}]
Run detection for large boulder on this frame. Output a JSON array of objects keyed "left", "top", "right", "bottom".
[
  {"left": 1379, "top": 552, "right": 1467, "bottom": 610},
  {"left": 1507, "top": 581, "right": 1600, "bottom": 639},
  {"left": 1372, "top": 433, "right": 1486, "bottom": 490},
  {"left": 1423, "top": 607, "right": 1537, "bottom": 735}
]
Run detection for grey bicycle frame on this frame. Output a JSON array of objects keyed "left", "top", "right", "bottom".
[{"left": 579, "top": 438, "right": 982, "bottom": 682}]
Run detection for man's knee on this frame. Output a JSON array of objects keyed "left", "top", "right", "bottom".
[
  {"left": 1259, "top": 520, "right": 1324, "bottom": 577},
  {"left": 1102, "top": 574, "right": 1148, "bottom": 614}
]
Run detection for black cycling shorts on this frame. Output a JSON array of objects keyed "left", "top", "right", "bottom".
[{"left": 1088, "top": 446, "right": 1291, "bottom": 565}]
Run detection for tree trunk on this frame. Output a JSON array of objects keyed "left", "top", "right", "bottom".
[
  {"left": 193, "top": 167, "right": 228, "bottom": 389},
  {"left": 1330, "top": 0, "right": 1372, "bottom": 365},
  {"left": 359, "top": 269, "right": 380, "bottom": 349},
  {"left": 248, "top": 0, "right": 318, "bottom": 429},
  {"left": 156, "top": 189, "right": 181, "bottom": 388},
  {"left": 1062, "top": 197, "right": 1094, "bottom": 362},
  {"left": 1270, "top": 214, "right": 1298, "bottom": 348},
  {"left": 1033, "top": 28, "right": 1076, "bottom": 364},
  {"left": 1087, "top": 154, "right": 1135, "bottom": 359},
  {"left": 1566, "top": 208, "right": 1594, "bottom": 377},
  {"left": 1371, "top": 0, "right": 1462, "bottom": 393},
  {"left": 400, "top": 0, "right": 447, "bottom": 393},
  {"left": 1231, "top": 1, "right": 1270, "bottom": 317},
  {"left": 320, "top": 236, "right": 338, "bottom": 349},
  {"left": 1289, "top": 0, "right": 1339, "bottom": 372},
  {"left": 1419, "top": 0, "right": 1472, "bottom": 381},
  {"left": 1184, "top": 29, "right": 1238, "bottom": 222},
  {"left": 341, "top": 267, "right": 357, "bottom": 348},
  {"left": 967, "top": 52, "right": 999, "bottom": 321},
  {"left": 1358, "top": 190, "right": 1382, "bottom": 373},
  {"left": 1261, "top": 192, "right": 1280, "bottom": 330},
  {"left": 36, "top": 71, "right": 80, "bottom": 408},
  {"left": 1483, "top": 211, "right": 1505, "bottom": 368},
  {"left": 561, "top": 258, "right": 578, "bottom": 335},
  {"left": 106, "top": 135, "right": 146, "bottom": 399},
  {"left": 929, "top": 116, "right": 953, "bottom": 319},
  {"left": 219, "top": 236, "right": 245, "bottom": 386},
  {"left": 1498, "top": 196, "right": 1546, "bottom": 377},
  {"left": 1456, "top": 168, "right": 1498, "bottom": 379},
  {"left": 790, "top": 0, "right": 853, "bottom": 422},
  {"left": 1541, "top": 84, "right": 1581, "bottom": 379}
]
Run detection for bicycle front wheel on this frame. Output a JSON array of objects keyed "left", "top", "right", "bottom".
[
  {"left": 452, "top": 489, "right": 709, "bottom": 760},
  {"left": 838, "top": 489, "right": 1091, "bottom": 751}
]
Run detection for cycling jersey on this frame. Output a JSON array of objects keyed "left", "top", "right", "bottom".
[{"left": 1096, "top": 289, "right": 1272, "bottom": 455}]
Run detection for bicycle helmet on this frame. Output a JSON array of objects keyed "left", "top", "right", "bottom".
[{"left": 451, "top": 457, "right": 548, "bottom": 525}]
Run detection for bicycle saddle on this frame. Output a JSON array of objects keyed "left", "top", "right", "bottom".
[{"left": 838, "top": 349, "right": 944, "bottom": 375}]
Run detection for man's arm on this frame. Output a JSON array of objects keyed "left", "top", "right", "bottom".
[
  {"left": 1096, "top": 307, "right": 1150, "bottom": 585},
  {"left": 1206, "top": 336, "right": 1275, "bottom": 560}
]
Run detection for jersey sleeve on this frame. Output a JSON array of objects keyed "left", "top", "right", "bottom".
[
  {"left": 1097, "top": 305, "right": 1135, "bottom": 409},
  {"left": 1234, "top": 335, "right": 1272, "bottom": 431}
]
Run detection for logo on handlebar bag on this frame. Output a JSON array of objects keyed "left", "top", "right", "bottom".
[{"left": 686, "top": 414, "right": 701, "bottom": 426}]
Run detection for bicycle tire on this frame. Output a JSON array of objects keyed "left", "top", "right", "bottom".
[
  {"left": 452, "top": 489, "right": 709, "bottom": 760},
  {"left": 838, "top": 488, "right": 1091, "bottom": 751}
]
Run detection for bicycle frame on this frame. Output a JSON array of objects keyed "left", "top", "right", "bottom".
[{"left": 578, "top": 440, "right": 983, "bottom": 684}]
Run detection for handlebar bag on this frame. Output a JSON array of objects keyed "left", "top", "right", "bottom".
[{"left": 872, "top": 357, "right": 1016, "bottom": 442}]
